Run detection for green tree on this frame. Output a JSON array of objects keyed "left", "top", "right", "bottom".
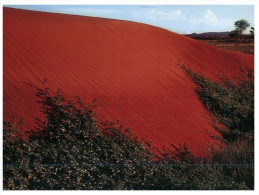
[
  {"left": 250, "top": 27, "right": 254, "bottom": 36},
  {"left": 234, "top": 19, "right": 250, "bottom": 36}
]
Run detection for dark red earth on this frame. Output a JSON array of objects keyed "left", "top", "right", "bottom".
[{"left": 3, "top": 7, "right": 254, "bottom": 156}]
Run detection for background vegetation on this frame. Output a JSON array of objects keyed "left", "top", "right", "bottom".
[{"left": 187, "top": 20, "right": 254, "bottom": 55}]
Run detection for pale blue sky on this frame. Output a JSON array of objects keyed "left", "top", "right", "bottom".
[{"left": 5, "top": 5, "right": 254, "bottom": 34}]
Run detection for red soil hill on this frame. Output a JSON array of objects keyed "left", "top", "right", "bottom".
[{"left": 3, "top": 7, "right": 254, "bottom": 156}]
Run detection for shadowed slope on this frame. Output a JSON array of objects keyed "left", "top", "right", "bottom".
[{"left": 3, "top": 7, "right": 254, "bottom": 156}]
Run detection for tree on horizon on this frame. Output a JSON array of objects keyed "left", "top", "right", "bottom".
[{"left": 234, "top": 19, "right": 250, "bottom": 36}]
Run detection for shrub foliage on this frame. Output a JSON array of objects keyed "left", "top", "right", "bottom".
[
  {"left": 181, "top": 65, "right": 254, "bottom": 138},
  {"left": 3, "top": 72, "right": 254, "bottom": 190}
]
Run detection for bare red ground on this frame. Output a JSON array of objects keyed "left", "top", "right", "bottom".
[{"left": 3, "top": 8, "right": 254, "bottom": 156}]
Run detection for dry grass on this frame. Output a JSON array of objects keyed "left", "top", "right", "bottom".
[{"left": 190, "top": 36, "right": 254, "bottom": 55}]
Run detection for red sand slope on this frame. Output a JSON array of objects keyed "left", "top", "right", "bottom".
[{"left": 3, "top": 8, "right": 254, "bottom": 156}]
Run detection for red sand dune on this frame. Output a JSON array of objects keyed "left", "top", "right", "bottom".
[{"left": 3, "top": 7, "right": 254, "bottom": 156}]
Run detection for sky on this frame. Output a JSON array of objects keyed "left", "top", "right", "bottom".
[{"left": 5, "top": 5, "right": 254, "bottom": 34}]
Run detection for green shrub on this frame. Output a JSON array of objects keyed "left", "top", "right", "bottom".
[
  {"left": 3, "top": 80, "right": 253, "bottom": 190},
  {"left": 229, "top": 30, "right": 239, "bottom": 38},
  {"left": 3, "top": 85, "right": 155, "bottom": 189},
  {"left": 180, "top": 65, "right": 254, "bottom": 189},
  {"left": 181, "top": 65, "right": 254, "bottom": 137}
]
